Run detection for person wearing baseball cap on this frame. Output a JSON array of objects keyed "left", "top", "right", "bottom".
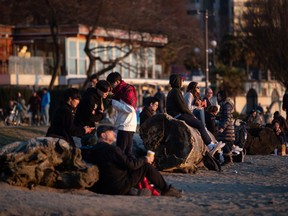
[{"left": 81, "top": 125, "right": 182, "bottom": 197}]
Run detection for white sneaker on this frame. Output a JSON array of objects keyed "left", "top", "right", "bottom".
[{"left": 233, "top": 145, "right": 243, "bottom": 152}]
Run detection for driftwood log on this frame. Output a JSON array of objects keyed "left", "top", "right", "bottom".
[
  {"left": 139, "top": 113, "right": 216, "bottom": 173},
  {"left": 246, "top": 127, "right": 279, "bottom": 155},
  {"left": 0, "top": 137, "right": 98, "bottom": 189}
]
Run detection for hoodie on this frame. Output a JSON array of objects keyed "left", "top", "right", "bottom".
[{"left": 166, "top": 75, "right": 191, "bottom": 117}]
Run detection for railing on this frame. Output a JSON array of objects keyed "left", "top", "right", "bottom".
[{"left": 8, "top": 56, "right": 45, "bottom": 75}]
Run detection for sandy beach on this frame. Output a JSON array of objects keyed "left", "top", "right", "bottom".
[
  {"left": 0, "top": 154, "right": 287, "bottom": 216},
  {"left": 0, "top": 126, "right": 288, "bottom": 215}
]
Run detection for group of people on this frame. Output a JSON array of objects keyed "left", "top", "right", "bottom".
[
  {"left": 46, "top": 72, "right": 182, "bottom": 198},
  {"left": 3, "top": 88, "right": 50, "bottom": 126},
  {"left": 140, "top": 74, "right": 242, "bottom": 165}
]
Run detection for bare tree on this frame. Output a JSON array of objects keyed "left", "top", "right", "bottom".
[{"left": 241, "top": 0, "right": 288, "bottom": 88}]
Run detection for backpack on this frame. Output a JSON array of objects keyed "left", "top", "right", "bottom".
[{"left": 202, "top": 151, "right": 222, "bottom": 172}]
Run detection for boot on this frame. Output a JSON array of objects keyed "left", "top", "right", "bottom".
[{"left": 222, "top": 151, "right": 233, "bottom": 166}]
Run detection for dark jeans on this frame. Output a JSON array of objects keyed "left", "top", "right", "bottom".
[
  {"left": 116, "top": 130, "right": 135, "bottom": 157},
  {"left": 220, "top": 141, "right": 233, "bottom": 154},
  {"left": 178, "top": 113, "right": 212, "bottom": 145},
  {"left": 91, "top": 163, "right": 169, "bottom": 195},
  {"left": 125, "top": 163, "right": 169, "bottom": 195}
]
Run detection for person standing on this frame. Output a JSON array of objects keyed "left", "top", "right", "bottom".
[
  {"left": 106, "top": 72, "right": 137, "bottom": 158},
  {"left": 154, "top": 87, "right": 166, "bottom": 113},
  {"left": 41, "top": 88, "right": 51, "bottom": 126},
  {"left": 74, "top": 80, "right": 111, "bottom": 128},
  {"left": 88, "top": 73, "right": 99, "bottom": 88},
  {"left": 46, "top": 88, "right": 95, "bottom": 147},
  {"left": 81, "top": 125, "right": 182, "bottom": 197},
  {"left": 217, "top": 90, "right": 240, "bottom": 165},
  {"left": 28, "top": 91, "right": 41, "bottom": 126}
]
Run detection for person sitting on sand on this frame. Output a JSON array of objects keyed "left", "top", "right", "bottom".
[
  {"left": 81, "top": 125, "right": 182, "bottom": 197},
  {"left": 46, "top": 88, "right": 95, "bottom": 147}
]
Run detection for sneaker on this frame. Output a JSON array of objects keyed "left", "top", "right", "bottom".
[
  {"left": 233, "top": 145, "right": 243, "bottom": 152},
  {"left": 162, "top": 185, "right": 183, "bottom": 198},
  {"left": 232, "top": 151, "right": 240, "bottom": 155},
  {"left": 209, "top": 141, "right": 226, "bottom": 156}
]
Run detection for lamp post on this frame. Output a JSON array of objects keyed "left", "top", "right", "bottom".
[
  {"left": 187, "top": 9, "right": 210, "bottom": 88},
  {"left": 210, "top": 40, "right": 217, "bottom": 66}
]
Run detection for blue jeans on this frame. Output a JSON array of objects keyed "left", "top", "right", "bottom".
[{"left": 41, "top": 105, "right": 50, "bottom": 126}]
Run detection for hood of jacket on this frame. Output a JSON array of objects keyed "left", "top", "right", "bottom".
[{"left": 169, "top": 74, "right": 182, "bottom": 88}]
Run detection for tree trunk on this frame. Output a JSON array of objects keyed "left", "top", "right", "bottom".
[{"left": 48, "top": 20, "right": 60, "bottom": 90}]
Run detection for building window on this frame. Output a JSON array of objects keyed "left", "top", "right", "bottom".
[
  {"left": 79, "top": 41, "right": 86, "bottom": 75},
  {"left": 68, "top": 40, "right": 77, "bottom": 75}
]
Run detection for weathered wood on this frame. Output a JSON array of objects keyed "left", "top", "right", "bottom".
[
  {"left": 139, "top": 113, "right": 214, "bottom": 173},
  {"left": 0, "top": 137, "right": 99, "bottom": 189},
  {"left": 246, "top": 127, "right": 279, "bottom": 155}
]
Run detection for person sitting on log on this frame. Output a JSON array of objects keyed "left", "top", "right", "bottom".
[
  {"left": 81, "top": 125, "right": 183, "bottom": 197},
  {"left": 184, "top": 81, "right": 206, "bottom": 125},
  {"left": 139, "top": 96, "right": 159, "bottom": 126},
  {"left": 166, "top": 74, "right": 225, "bottom": 155},
  {"left": 46, "top": 88, "right": 95, "bottom": 147}
]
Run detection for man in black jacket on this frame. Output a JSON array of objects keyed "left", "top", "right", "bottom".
[
  {"left": 74, "top": 80, "right": 111, "bottom": 128},
  {"left": 139, "top": 96, "right": 159, "bottom": 126},
  {"left": 81, "top": 125, "right": 182, "bottom": 197},
  {"left": 46, "top": 88, "right": 95, "bottom": 146}
]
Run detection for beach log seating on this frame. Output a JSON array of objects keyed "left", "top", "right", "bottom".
[
  {"left": 246, "top": 127, "right": 279, "bottom": 155},
  {"left": 0, "top": 137, "right": 98, "bottom": 189},
  {"left": 139, "top": 113, "right": 216, "bottom": 173}
]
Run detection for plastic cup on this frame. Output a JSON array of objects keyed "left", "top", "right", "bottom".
[{"left": 147, "top": 150, "right": 155, "bottom": 157}]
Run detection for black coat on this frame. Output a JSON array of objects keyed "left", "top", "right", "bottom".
[
  {"left": 205, "top": 111, "right": 217, "bottom": 138},
  {"left": 166, "top": 75, "right": 191, "bottom": 117},
  {"left": 139, "top": 106, "right": 155, "bottom": 126},
  {"left": 46, "top": 103, "right": 85, "bottom": 146},
  {"left": 74, "top": 87, "right": 105, "bottom": 127},
  {"left": 81, "top": 142, "right": 147, "bottom": 195}
]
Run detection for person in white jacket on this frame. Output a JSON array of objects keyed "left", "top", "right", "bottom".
[{"left": 107, "top": 72, "right": 137, "bottom": 158}]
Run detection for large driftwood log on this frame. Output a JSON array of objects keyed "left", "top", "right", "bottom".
[
  {"left": 139, "top": 113, "right": 215, "bottom": 173},
  {"left": 0, "top": 137, "right": 99, "bottom": 189},
  {"left": 246, "top": 127, "right": 279, "bottom": 155}
]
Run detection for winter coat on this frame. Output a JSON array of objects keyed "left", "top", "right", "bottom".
[
  {"left": 139, "top": 106, "right": 155, "bottom": 126},
  {"left": 217, "top": 98, "right": 235, "bottom": 142},
  {"left": 74, "top": 87, "right": 105, "bottom": 127},
  {"left": 112, "top": 80, "right": 137, "bottom": 109},
  {"left": 46, "top": 103, "right": 85, "bottom": 146},
  {"left": 166, "top": 75, "right": 192, "bottom": 117},
  {"left": 81, "top": 142, "right": 147, "bottom": 195},
  {"left": 111, "top": 99, "right": 137, "bottom": 132},
  {"left": 111, "top": 80, "right": 137, "bottom": 132}
]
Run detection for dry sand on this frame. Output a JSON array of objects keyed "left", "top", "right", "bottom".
[
  {"left": 0, "top": 155, "right": 287, "bottom": 216},
  {"left": 0, "top": 126, "right": 288, "bottom": 215}
]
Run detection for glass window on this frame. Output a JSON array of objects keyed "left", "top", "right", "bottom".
[
  {"left": 67, "top": 40, "right": 77, "bottom": 75},
  {"left": 79, "top": 41, "right": 86, "bottom": 75}
]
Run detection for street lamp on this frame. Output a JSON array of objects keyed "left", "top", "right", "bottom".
[
  {"left": 187, "top": 9, "right": 210, "bottom": 88},
  {"left": 210, "top": 40, "right": 217, "bottom": 66}
]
